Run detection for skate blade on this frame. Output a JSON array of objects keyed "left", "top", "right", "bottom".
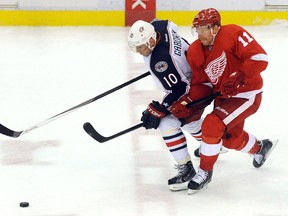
[
  {"left": 169, "top": 182, "right": 188, "bottom": 191},
  {"left": 265, "top": 139, "right": 278, "bottom": 161},
  {"left": 187, "top": 184, "right": 208, "bottom": 195}
]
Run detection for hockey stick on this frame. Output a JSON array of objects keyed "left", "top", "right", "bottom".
[
  {"left": 83, "top": 92, "right": 220, "bottom": 143},
  {"left": 83, "top": 122, "right": 143, "bottom": 143},
  {"left": 0, "top": 72, "right": 150, "bottom": 138}
]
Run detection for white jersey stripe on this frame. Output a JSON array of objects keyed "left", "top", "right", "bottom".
[
  {"left": 234, "top": 89, "right": 262, "bottom": 99},
  {"left": 240, "top": 132, "right": 257, "bottom": 153},
  {"left": 223, "top": 95, "right": 256, "bottom": 125},
  {"left": 250, "top": 53, "right": 268, "bottom": 62}
]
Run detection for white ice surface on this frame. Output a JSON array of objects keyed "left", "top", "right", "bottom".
[{"left": 0, "top": 23, "right": 288, "bottom": 216}]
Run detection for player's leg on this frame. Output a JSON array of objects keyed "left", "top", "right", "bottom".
[{"left": 159, "top": 115, "right": 196, "bottom": 191}]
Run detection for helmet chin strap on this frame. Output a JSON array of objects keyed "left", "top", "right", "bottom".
[
  {"left": 146, "top": 37, "right": 156, "bottom": 52},
  {"left": 148, "top": 44, "right": 155, "bottom": 52},
  {"left": 149, "top": 31, "right": 159, "bottom": 52},
  {"left": 209, "top": 26, "right": 220, "bottom": 46}
]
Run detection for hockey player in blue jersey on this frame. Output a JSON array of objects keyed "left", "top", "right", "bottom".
[{"left": 128, "top": 19, "right": 214, "bottom": 191}]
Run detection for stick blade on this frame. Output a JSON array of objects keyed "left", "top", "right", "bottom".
[
  {"left": 83, "top": 122, "right": 108, "bottom": 143},
  {"left": 0, "top": 124, "right": 23, "bottom": 138}
]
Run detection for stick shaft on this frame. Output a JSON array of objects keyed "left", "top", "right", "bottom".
[
  {"left": 0, "top": 72, "right": 150, "bottom": 138},
  {"left": 84, "top": 92, "right": 220, "bottom": 143},
  {"left": 186, "top": 92, "right": 220, "bottom": 108},
  {"left": 22, "top": 72, "right": 150, "bottom": 134}
]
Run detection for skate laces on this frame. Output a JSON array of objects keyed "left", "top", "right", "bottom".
[
  {"left": 193, "top": 168, "right": 209, "bottom": 184},
  {"left": 173, "top": 164, "right": 189, "bottom": 177}
]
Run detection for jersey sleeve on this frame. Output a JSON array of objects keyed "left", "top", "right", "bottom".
[{"left": 232, "top": 25, "right": 268, "bottom": 77}]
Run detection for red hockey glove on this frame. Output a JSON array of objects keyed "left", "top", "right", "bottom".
[
  {"left": 141, "top": 101, "right": 170, "bottom": 129},
  {"left": 170, "top": 95, "right": 193, "bottom": 119},
  {"left": 220, "top": 71, "right": 245, "bottom": 98}
]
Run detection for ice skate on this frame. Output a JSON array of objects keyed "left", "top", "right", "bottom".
[
  {"left": 253, "top": 139, "right": 278, "bottom": 168},
  {"left": 168, "top": 161, "right": 196, "bottom": 191},
  {"left": 187, "top": 167, "right": 213, "bottom": 194}
]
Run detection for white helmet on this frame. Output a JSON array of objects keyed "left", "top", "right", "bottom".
[{"left": 128, "top": 20, "right": 157, "bottom": 52}]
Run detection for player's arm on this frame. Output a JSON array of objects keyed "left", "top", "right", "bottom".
[
  {"left": 221, "top": 26, "right": 268, "bottom": 98},
  {"left": 235, "top": 26, "right": 268, "bottom": 77}
]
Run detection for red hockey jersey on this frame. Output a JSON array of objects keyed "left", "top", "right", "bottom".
[{"left": 187, "top": 24, "right": 268, "bottom": 99}]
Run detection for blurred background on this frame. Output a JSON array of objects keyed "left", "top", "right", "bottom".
[
  {"left": 0, "top": 0, "right": 287, "bottom": 26},
  {"left": 0, "top": 1, "right": 287, "bottom": 216}
]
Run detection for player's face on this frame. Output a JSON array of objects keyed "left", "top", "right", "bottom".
[
  {"left": 136, "top": 44, "right": 152, "bottom": 57},
  {"left": 136, "top": 37, "right": 155, "bottom": 57},
  {"left": 195, "top": 26, "right": 214, "bottom": 46}
]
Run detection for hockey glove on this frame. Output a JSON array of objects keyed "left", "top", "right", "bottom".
[
  {"left": 170, "top": 95, "right": 193, "bottom": 119},
  {"left": 220, "top": 71, "right": 245, "bottom": 98},
  {"left": 141, "top": 101, "right": 170, "bottom": 129},
  {"left": 170, "top": 94, "right": 212, "bottom": 119}
]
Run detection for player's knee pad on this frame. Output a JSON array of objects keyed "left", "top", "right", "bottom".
[{"left": 202, "top": 113, "right": 226, "bottom": 144}]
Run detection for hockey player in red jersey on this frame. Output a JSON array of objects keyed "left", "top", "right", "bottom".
[{"left": 170, "top": 8, "right": 277, "bottom": 194}]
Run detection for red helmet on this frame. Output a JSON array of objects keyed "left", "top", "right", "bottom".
[{"left": 193, "top": 8, "right": 221, "bottom": 28}]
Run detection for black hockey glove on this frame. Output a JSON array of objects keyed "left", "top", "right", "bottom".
[{"left": 141, "top": 101, "right": 170, "bottom": 129}]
